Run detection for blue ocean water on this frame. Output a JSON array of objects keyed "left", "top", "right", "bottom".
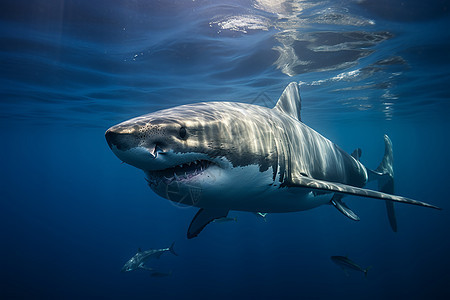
[{"left": 1, "top": 0, "right": 449, "bottom": 299}]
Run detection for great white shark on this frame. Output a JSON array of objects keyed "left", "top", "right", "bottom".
[{"left": 105, "top": 82, "right": 440, "bottom": 238}]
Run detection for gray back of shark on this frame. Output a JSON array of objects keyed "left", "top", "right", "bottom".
[{"left": 106, "top": 83, "right": 440, "bottom": 239}]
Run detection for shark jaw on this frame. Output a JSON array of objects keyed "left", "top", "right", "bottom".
[
  {"left": 106, "top": 140, "right": 229, "bottom": 206},
  {"left": 144, "top": 158, "right": 225, "bottom": 208},
  {"left": 146, "top": 159, "right": 216, "bottom": 185}
]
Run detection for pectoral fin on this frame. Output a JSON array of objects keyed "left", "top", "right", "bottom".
[
  {"left": 290, "top": 176, "right": 440, "bottom": 210},
  {"left": 331, "top": 195, "right": 360, "bottom": 221},
  {"left": 138, "top": 265, "right": 154, "bottom": 271},
  {"left": 187, "top": 208, "right": 229, "bottom": 239}
]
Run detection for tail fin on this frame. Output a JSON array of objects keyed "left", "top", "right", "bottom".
[
  {"left": 169, "top": 242, "right": 178, "bottom": 256},
  {"left": 368, "top": 135, "right": 397, "bottom": 232}
]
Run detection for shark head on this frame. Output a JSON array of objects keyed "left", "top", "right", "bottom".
[
  {"left": 105, "top": 103, "right": 232, "bottom": 171},
  {"left": 120, "top": 262, "right": 133, "bottom": 273},
  {"left": 121, "top": 254, "right": 139, "bottom": 272},
  {"left": 105, "top": 100, "right": 284, "bottom": 208},
  {"left": 105, "top": 84, "right": 302, "bottom": 209}
]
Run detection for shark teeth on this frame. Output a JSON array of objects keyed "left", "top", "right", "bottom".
[{"left": 147, "top": 160, "right": 213, "bottom": 185}]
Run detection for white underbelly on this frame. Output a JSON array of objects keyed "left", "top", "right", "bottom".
[
  {"left": 197, "top": 186, "right": 333, "bottom": 212},
  {"left": 188, "top": 164, "right": 334, "bottom": 213}
]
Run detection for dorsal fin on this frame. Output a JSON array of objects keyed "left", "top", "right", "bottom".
[
  {"left": 351, "top": 148, "right": 362, "bottom": 161},
  {"left": 273, "top": 82, "right": 302, "bottom": 121}
]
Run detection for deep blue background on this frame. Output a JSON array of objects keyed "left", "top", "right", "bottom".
[{"left": 1, "top": 1, "right": 449, "bottom": 299}]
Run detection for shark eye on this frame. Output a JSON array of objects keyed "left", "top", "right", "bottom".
[{"left": 179, "top": 127, "right": 187, "bottom": 139}]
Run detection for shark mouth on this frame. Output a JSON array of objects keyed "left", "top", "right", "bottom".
[{"left": 146, "top": 160, "right": 214, "bottom": 185}]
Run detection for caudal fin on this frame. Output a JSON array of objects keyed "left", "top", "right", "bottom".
[
  {"left": 169, "top": 242, "right": 178, "bottom": 256},
  {"left": 368, "top": 135, "right": 397, "bottom": 232}
]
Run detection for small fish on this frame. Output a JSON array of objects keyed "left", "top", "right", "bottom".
[
  {"left": 213, "top": 217, "right": 237, "bottom": 223},
  {"left": 121, "top": 242, "right": 177, "bottom": 273},
  {"left": 151, "top": 270, "right": 173, "bottom": 277},
  {"left": 331, "top": 256, "right": 371, "bottom": 277}
]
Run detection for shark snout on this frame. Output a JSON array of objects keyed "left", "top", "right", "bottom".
[
  {"left": 105, "top": 129, "right": 120, "bottom": 148},
  {"left": 105, "top": 128, "right": 140, "bottom": 151},
  {"left": 105, "top": 125, "right": 172, "bottom": 171}
]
